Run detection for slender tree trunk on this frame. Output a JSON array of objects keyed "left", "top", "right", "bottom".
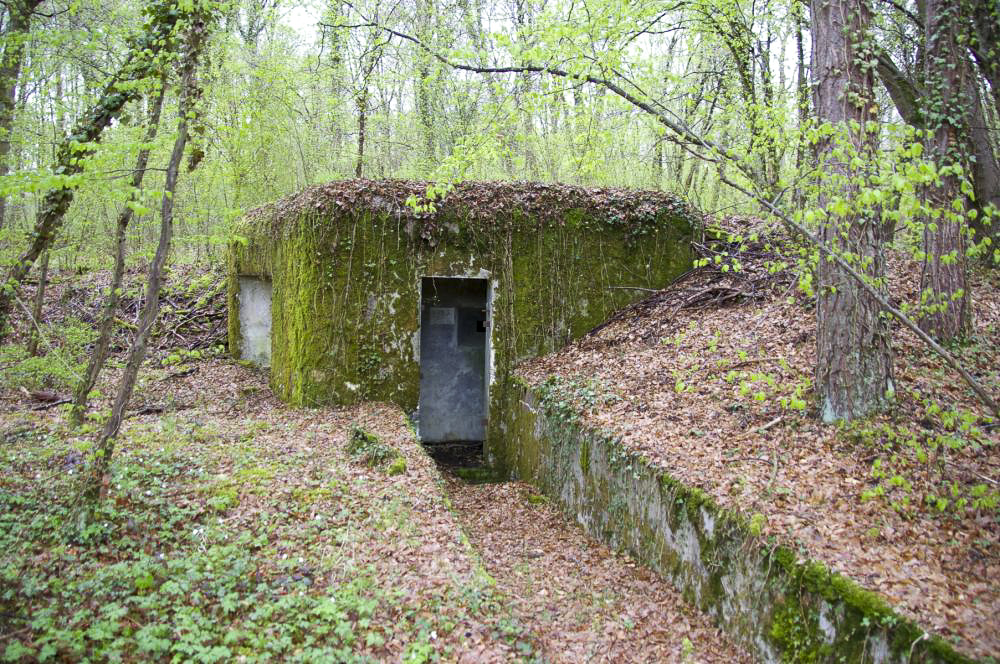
[
  {"left": 793, "top": 0, "right": 809, "bottom": 207},
  {"left": 918, "top": 0, "right": 972, "bottom": 339},
  {"left": 0, "top": 3, "right": 184, "bottom": 341},
  {"left": 0, "top": 0, "right": 43, "bottom": 231},
  {"left": 355, "top": 86, "right": 367, "bottom": 177},
  {"left": 811, "top": 0, "right": 894, "bottom": 423},
  {"left": 653, "top": 133, "right": 663, "bottom": 189},
  {"left": 84, "top": 9, "right": 209, "bottom": 503},
  {"left": 69, "top": 83, "right": 167, "bottom": 427},
  {"left": 25, "top": 250, "right": 48, "bottom": 357}
]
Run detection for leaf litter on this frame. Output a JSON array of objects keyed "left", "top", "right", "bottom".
[
  {"left": 519, "top": 227, "right": 999, "bottom": 660},
  {"left": 1, "top": 361, "right": 534, "bottom": 661},
  {"left": 443, "top": 477, "right": 749, "bottom": 663}
]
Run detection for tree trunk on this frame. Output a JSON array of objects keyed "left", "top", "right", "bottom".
[
  {"left": 355, "top": 86, "right": 367, "bottom": 177},
  {"left": 68, "top": 83, "right": 167, "bottom": 427},
  {"left": 793, "top": 0, "right": 809, "bottom": 207},
  {"left": 416, "top": 0, "right": 435, "bottom": 169},
  {"left": 0, "top": 0, "right": 44, "bottom": 231},
  {"left": 0, "top": 1, "right": 185, "bottom": 342},
  {"left": 917, "top": 0, "right": 973, "bottom": 339},
  {"left": 964, "top": 0, "right": 1000, "bottom": 119},
  {"left": 84, "top": 7, "right": 209, "bottom": 502},
  {"left": 25, "top": 250, "right": 48, "bottom": 357},
  {"left": 811, "top": 0, "right": 894, "bottom": 423},
  {"left": 966, "top": 76, "right": 1000, "bottom": 248}
]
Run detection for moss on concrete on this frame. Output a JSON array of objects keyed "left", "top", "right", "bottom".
[{"left": 229, "top": 181, "right": 696, "bottom": 452}]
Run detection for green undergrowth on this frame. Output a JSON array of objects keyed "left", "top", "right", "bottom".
[
  {"left": 840, "top": 388, "right": 997, "bottom": 519},
  {"left": 346, "top": 426, "right": 406, "bottom": 475},
  {"left": 0, "top": 401, "right": 534, "bottom": 662},
  {"left": 0, "top": 318, "right": 95, "bottom": 393}
]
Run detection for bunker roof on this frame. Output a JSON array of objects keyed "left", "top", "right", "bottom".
[{"left": 242, "top": 179, "right": 699, "bottom": 238}]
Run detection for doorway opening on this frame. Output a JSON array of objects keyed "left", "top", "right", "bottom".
[{"left": 418, "top": 277, "right": 490, "bottom": 467}]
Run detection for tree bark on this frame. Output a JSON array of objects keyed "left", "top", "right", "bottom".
[
  {"left": 25, "top": 249, "right": 48, "bottom": 357},
  {"left": 0, "top": 0, "right": 44, "bottom": 231},
  {"left": 84, "top": 9, "right": 209, "bottom": 502},
  {"left": 918, "top": 0, "right": 972, "bottom": 340},
  {"left": 964, "top": 0, "right": 1000, "bottom": 118},
  {"left": 811, "top": 0, "right": 894, "bottom": 423},
  {"left": 68, "top": 83, "right": 167, "bottom": 427},
  {"left": 355, "top": 85, "right": 367, "bottom": 177},
  {"left": 416, "top": 0, "right": 435, "bottom": 169},
  {"left": 876, "top": 36, "right": 998, "bottom": 251},
  {"left": 965, "top": 76, "right": 1000, "bottom": 247},
  {"left": 0, "top": 1, "right": 185, "bottom": 342}
]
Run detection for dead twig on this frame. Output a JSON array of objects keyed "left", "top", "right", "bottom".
[{"left": 31, "top": 398, "right": 71, "bottom": 411}]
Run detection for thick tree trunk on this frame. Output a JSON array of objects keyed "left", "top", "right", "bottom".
[
  {"left": 811, "top": 0, "right": 894, "bottom": 423},
  {"left": 69, "top": 84, "right": 167, "bottom": 427},
  {"left": 0, "top": 2, "right": 184, "bottom": 341},
  {"left": 918, "top": 0, "right": 972, "bottom": 340},
  {"left": 875, "top": 35, "right": 998, "bottom": 252},
  {"left": 966, "top": 77, "right": 1000, "bottom": 247},
  {"left": 416, "top": 0, "right": 435, "bottom": 169},
  {"left": 0, "top": 0, "right": 44, "bottom": 231}
]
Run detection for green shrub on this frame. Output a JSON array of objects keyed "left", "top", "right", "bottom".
[
  {"left": 0, "top": 318, "right": 96, "bottom": 392},
  {"left": 346, "top": 426, "right": 401, "bottom": 469}
]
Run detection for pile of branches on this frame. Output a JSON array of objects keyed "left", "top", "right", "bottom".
[
  {"left": 588, "top": 218, "right": 799, "bottom": 338},
  {"left": 60, "top": 266, "right": 228, "bottom": 355}
]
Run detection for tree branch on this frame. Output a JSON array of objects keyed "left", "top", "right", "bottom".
[{"left": 338, "top": 0, "right": 999, "bottom": 419}]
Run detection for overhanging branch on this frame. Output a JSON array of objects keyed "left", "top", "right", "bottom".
[{"left": 337, "top": 2, "right": 999, "bottom": 418}]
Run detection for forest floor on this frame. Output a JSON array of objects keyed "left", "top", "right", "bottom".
[
  {"left": 519, "top": 228, "right": 1000, "bottom": 660},
  {"left": 445, "top": 477, "right": 749, "bottom": 663},
  {"left": 0, "top": 265, "right": 744, "bottom": 663},
  {"left": 2, "top": 239, "right": 997, "bottom": 660}
]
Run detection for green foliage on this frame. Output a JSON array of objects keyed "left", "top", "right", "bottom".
[
  {"left": 536, "top": 375, "right": 621, "bottom": 424},
  {"left": 842, "top": 393, "right": 997, "bottom": 518},
  {"left": 0, "top": 407, "right": 535, "bottom": 662},
  {"left": 0, "top": 318, "right": 95, "bottom": 392},
  {"left": 346, "top": 426, "right": 402, "bottom": 470}
]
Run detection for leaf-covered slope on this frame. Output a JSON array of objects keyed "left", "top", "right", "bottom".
[{"left": 517, "top": 230, "right": 1000, "bottom": 660}]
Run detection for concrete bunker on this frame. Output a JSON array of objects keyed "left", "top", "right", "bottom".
[{"left": 228, "top": 179, "right": 697, "bottom": 472}]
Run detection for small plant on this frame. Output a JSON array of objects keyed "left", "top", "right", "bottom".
[
  {"left": 843, "top": 396, "right": 997, "bottom": 518},
  {"left": 346, "top": 426, "right": 402, "bottom": 470}
]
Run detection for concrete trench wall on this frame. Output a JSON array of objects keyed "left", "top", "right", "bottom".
[{"left": 493, "top": 380, "right": 975, "bottom": 664}]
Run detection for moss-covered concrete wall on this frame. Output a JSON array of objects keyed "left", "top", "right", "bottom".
[
  {"left": 494, "top": 378, "right": 976, "bottom": 664},
  {"left": 228, "top": 180, "right": 695, "bottom": 432}
]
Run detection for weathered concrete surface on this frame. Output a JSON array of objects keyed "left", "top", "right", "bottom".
[
  {"left": 228, "top": 180, "right": 696, "bottom": 448},
  {"left": 237, "top": 277, "right": 272, "bottom": 367}
]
